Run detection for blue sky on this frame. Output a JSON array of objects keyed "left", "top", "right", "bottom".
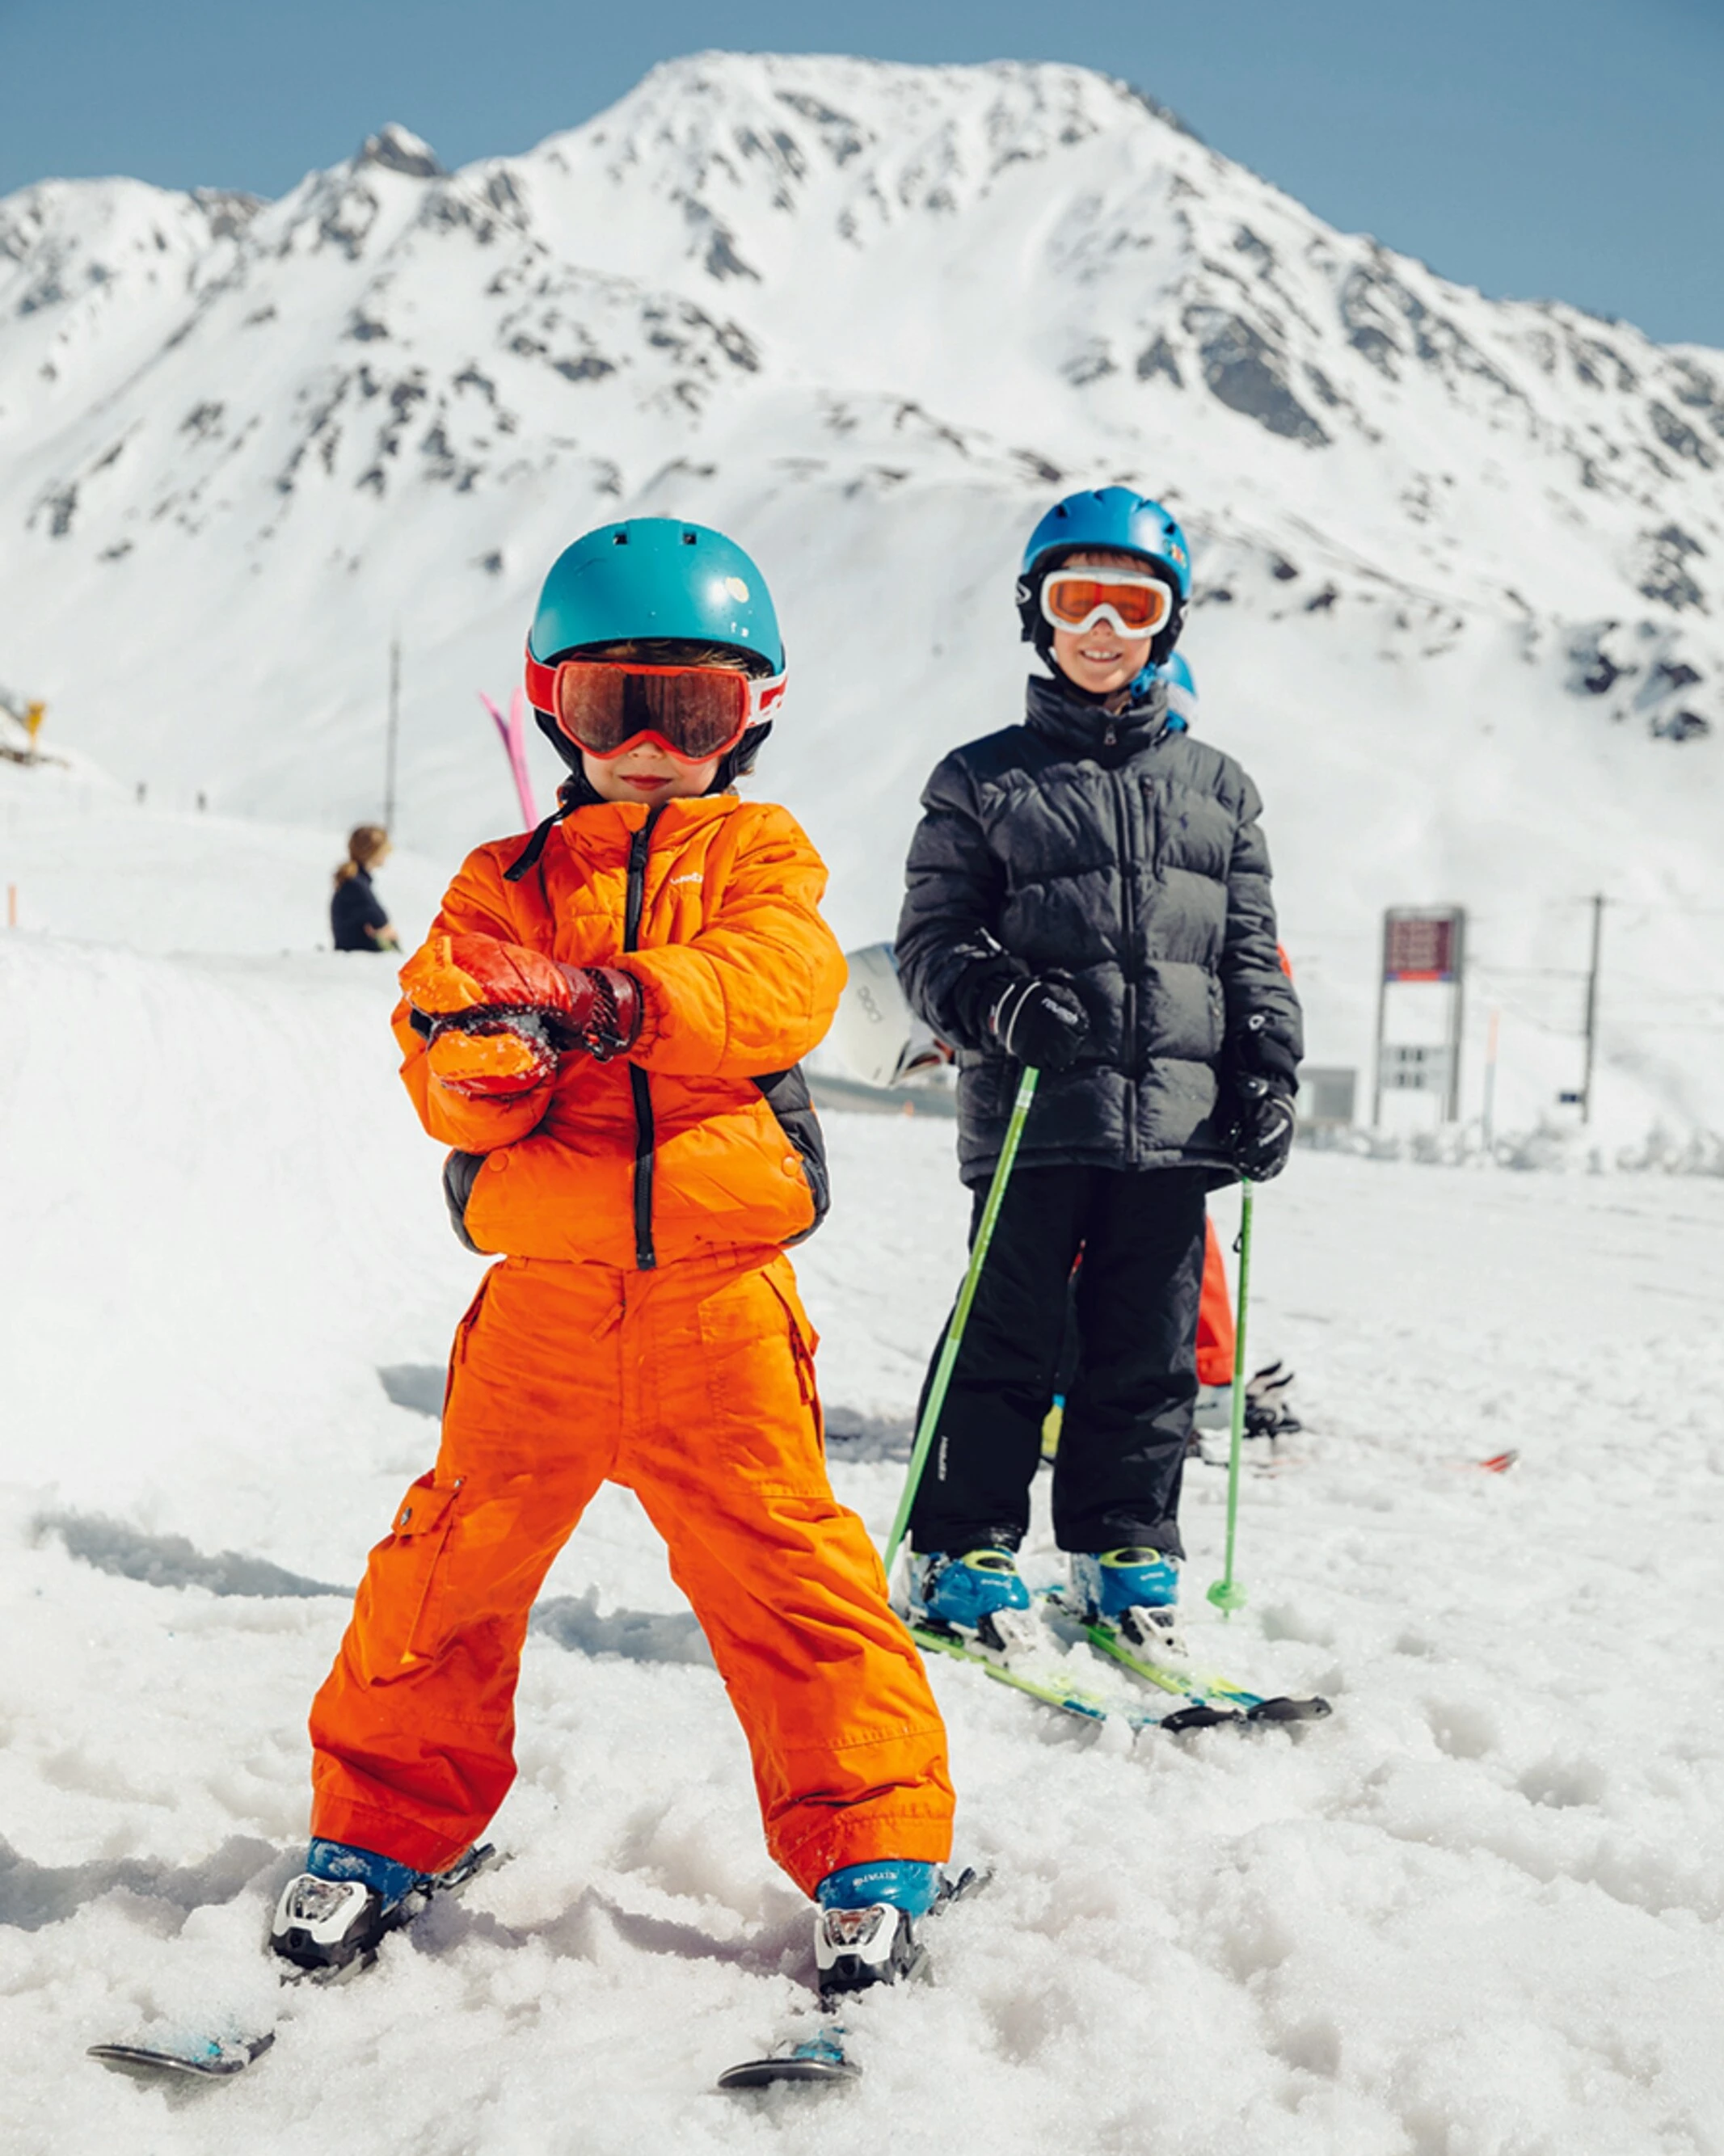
[{"left": 4, "top": 0, "right": 1722, "bottom": 348}]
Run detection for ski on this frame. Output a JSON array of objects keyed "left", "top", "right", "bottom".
[
  {"left": 717, "top": 1866, "right": 988, "bottom": 2094},
  {"left": 1043, "top": 1595, "right": 1331, "bottom": 1724},
  {"left": 86, "top": 2029, "right": 276, "bottom": 2082},
  {"left": 718, "top": 2016, "right": 862, "bottom": 2091},
  {"left": 909, "top": 1619, "right": 1244, "bottom": 1734},
  {"left": 86, "top": 1843, "right": 498, "bottom": 2083}
]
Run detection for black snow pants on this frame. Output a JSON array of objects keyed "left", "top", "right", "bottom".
[{"left": 908, "top": 1164, "right": 1208, "bottom": 1560}]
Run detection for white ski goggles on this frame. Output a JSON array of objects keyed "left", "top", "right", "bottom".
[{"left": 1039, "top": 569, "right": 1176, "bottom": 639}]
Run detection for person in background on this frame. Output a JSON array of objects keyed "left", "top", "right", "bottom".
[{"left": 331, "top": 825, "right": 400, "bottom": 952}]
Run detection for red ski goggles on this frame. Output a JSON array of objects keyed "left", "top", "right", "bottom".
[
  {"left": 524, "top": 649, "right": 786, "bottom": 765},
  {"left": 1039, "top": 570, "right": 1176, "bottom": 639}
]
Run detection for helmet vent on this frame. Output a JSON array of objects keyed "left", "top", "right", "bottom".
[
  {"left": 681, "top": 530, "right": 697, "bottom": 544},
  {"left": 611, "top": 530, "right": 627, "bottom": 545}
]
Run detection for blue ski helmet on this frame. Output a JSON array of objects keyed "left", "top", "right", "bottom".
[
  {"left": 1159, "top": 651, "right": 1198, "bottom": 731},
  {"left": 528, "top": 517, "right": 785, "bottom": 680},
  {"left": 1015, "top": 486, "right": 1191, "bottom": 666}
]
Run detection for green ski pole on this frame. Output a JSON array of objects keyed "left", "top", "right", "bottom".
[
  {"left": 1206, "top": 1177, "right": 1254, "bottom": 1618},
  {"left": 883, "top": 1064, "right": 1039, "bottom": 1575}
]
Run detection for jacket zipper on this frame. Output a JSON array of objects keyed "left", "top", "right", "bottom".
[
  {"left": 625, "top": 807, "right": 665, "bottom": 1270},
  {"left": 1113, "top": 764, "right": 1139, "bottom": 1160}
]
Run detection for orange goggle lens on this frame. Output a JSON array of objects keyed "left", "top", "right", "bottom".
[
  {"left": 1040, "top": 573, "right": 1174, "bottom": 635},
  {"left": 525, "top": 659, "right": 752, "bottom": 764}
]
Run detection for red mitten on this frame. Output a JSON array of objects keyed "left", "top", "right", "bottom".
[
  {"left": 400, "top": 933, "right": 574, "bottom": 1017},
  {"left": 427, "top": 1012, "right": 557, "bottom": 1099},
  {"left": 401, "top": 935, "right": 643, "bottom": 1062}
]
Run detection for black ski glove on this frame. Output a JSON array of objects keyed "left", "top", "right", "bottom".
[
  {"left": 984, "top": 975, "right": 1089, "bottom": 1070},
  {"left": 1233, "top": 1076, "right": 1296, "bottom": 1182}
]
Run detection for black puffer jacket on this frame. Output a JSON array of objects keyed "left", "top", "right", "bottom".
[{"left": 896, "top": 673, "right": 1302, "bottom": 1186}]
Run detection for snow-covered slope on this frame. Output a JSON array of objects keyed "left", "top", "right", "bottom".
[
  {"left": 2, "top": 55, "right": 1722, "bottom": 1138},
  {"left": 2, "top": 933, "right": 1722, "bottom": 2153}
]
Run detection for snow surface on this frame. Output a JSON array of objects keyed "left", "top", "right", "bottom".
[
  {"left": 3, "top": 891, "right": 1722, "bottom": 2153},
  {"left": 2, "top": 51, "right": 1722, "bottom": 1140}
]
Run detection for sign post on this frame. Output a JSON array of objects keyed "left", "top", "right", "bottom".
[{"left": 1372, "top": 907, "right": 1466, "bottom": 1126}]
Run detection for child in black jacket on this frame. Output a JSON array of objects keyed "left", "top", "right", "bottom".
[{"left": 894, "top": 486, "right": 1301, "bottom": 1652}]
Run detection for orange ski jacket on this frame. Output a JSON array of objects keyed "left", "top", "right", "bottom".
[{"left": 394, "top": 795, "right": 847, "bottom": 1271}]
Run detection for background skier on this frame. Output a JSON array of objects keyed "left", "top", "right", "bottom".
[
  {"left": 272, "top": 519, "right": 955, "bottom": 2002},
  {"left": 331, "top": 824, "right": 400, "bottom": 953},
  {"left": 894, "top": 486, "right": 1302, "bottom": 1654}
]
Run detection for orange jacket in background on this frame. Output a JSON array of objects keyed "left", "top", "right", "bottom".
[{"left": 394, "top": 794, "right": 846, "bottom": 1267}]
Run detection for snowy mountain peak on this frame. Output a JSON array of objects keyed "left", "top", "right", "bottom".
[
  {"left": 0, "top": 50, "right": 1720, "bottom": 1134},
  {"left": 354, "top": 124, "right": 445, "bottom": 180}
]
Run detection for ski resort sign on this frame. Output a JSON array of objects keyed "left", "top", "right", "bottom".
[{"left": 1373, "top": 907, "right": 1467, "bottom": 1124}]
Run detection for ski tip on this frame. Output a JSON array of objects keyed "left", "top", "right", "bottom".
[
  {"left": 1159, "top": 1703, "right": 1247, "bottom": 1733},
  {"left": 1246, "top": 1694, "right": 1332, "bottom": 1724},
  {"left": 718, "top": 2050, "right": 861, "bottom": 2091},
  {"left": 88, "top": 2029, "right": 276, "bottom": 2080}
]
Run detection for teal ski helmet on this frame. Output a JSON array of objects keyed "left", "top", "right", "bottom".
[
  {"left": 1016, "top": 486, "right": 1191, "bottom": 667},
  {"left": 528, "top": 517, "right": 784, "bottom": 677},
  {"left": 525, "top": 516, "right": 786, "bottom": 785}
]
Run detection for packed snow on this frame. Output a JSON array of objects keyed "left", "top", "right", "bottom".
[{"left": 2, "top": 866, "right": 1722, "bottom": 2152}]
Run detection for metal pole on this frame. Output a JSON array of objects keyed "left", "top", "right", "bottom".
[
  {"left": 1579, "top": 895, "right": 1605, "bottom": 1125},
  {"left": 1446, "top": 908, "right": 1466, "bottom": 1123},
  {"left": 1482, "top": 1008, "right": 1500, "bottom": 1151},
  {"left": 1372, "top": 911, "right": 1390, "bottom": 1126},
  {"left": 383, "top": 631, "right": 402, "bottom": 831}
]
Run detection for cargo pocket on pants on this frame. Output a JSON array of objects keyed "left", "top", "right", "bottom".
[
  {"left": 763, "top": 1266, "right": 824, "bottom": 1453},
  {"left": 365, "top": 1472, "right": 466, "bottom": 1678}
]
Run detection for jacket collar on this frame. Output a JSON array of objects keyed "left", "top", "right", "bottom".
[{"left": 1024, "top": 671, "right": 1170, "bottom": 756}]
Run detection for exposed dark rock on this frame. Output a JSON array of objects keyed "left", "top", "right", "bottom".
[
  {"left": 38, "top": 482, "right": 77, "bottom": 537},
  {"left": 1648, "top": 401, "right": 1714, "bottom": 467},
  {"left": 1306, "top": 584, "right": 1338, "bottom": 613},
  {"left": 1654, "top": 659, "right": 1702, "bottom": 693},
  {"left": 193, "top": 189, "right": 263, "bottom": 242},
  {"left": 1271, "top": 557, "right": 1299, "bottom": 581},
  {"left": 1638, "top": 525, "right": 1707, "bottom": 612},
  {"left": 1233, "top": 225, "right": 1275, "bottom": 271},
  {"left": 1183, "top": 306, "right": 1328, "bottom": 445},
  {"left": 1065, "top": 341, "right": 1117, "bottom": 385},
  {"left": 774, "top": 91, "right": 870, "bottom": 165},
  {"left": 1654, "top": 710, "right": 1711, "bottom": 741},
  {"left": 552, "top": 353, "right": 615, "bottom": 381},
  {"left": 356, "top": 125, "right": 445, "bottom": 179},
  {"left": 1014, "top": 449, "right": 1064, "bottom": 483},
  {"left": 1123, "top": 84, "right": 1203, "bottom": 142},
  {"left": 1136, "top": 335, "right": 1182, "bottom": 386}
]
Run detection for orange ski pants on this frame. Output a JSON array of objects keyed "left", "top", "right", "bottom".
[
  {"left": 309, "top": 1249, "right": 955, "bottom": 1895},
  {"left": 1195, "top": 1218, "right": 1236, "bottom": 1388}
]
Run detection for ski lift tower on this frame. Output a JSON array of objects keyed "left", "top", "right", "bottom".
[{"left": 1372, "top": 906, "right": 1466, "bottom": 1126}]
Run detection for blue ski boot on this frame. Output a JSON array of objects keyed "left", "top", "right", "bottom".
[
  {"left": 813, "top": 1859, "right": 940, "bottom": 2001},
  {"left": 1068, "top": 1548, "right": 1188, "bottom": 1661},
  {"left": 268, "top": 1838, "right": 491, "bottom": 1975},
  {"left": 904, "top": 1548, "right": 1039, "bottom": 1659}
]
